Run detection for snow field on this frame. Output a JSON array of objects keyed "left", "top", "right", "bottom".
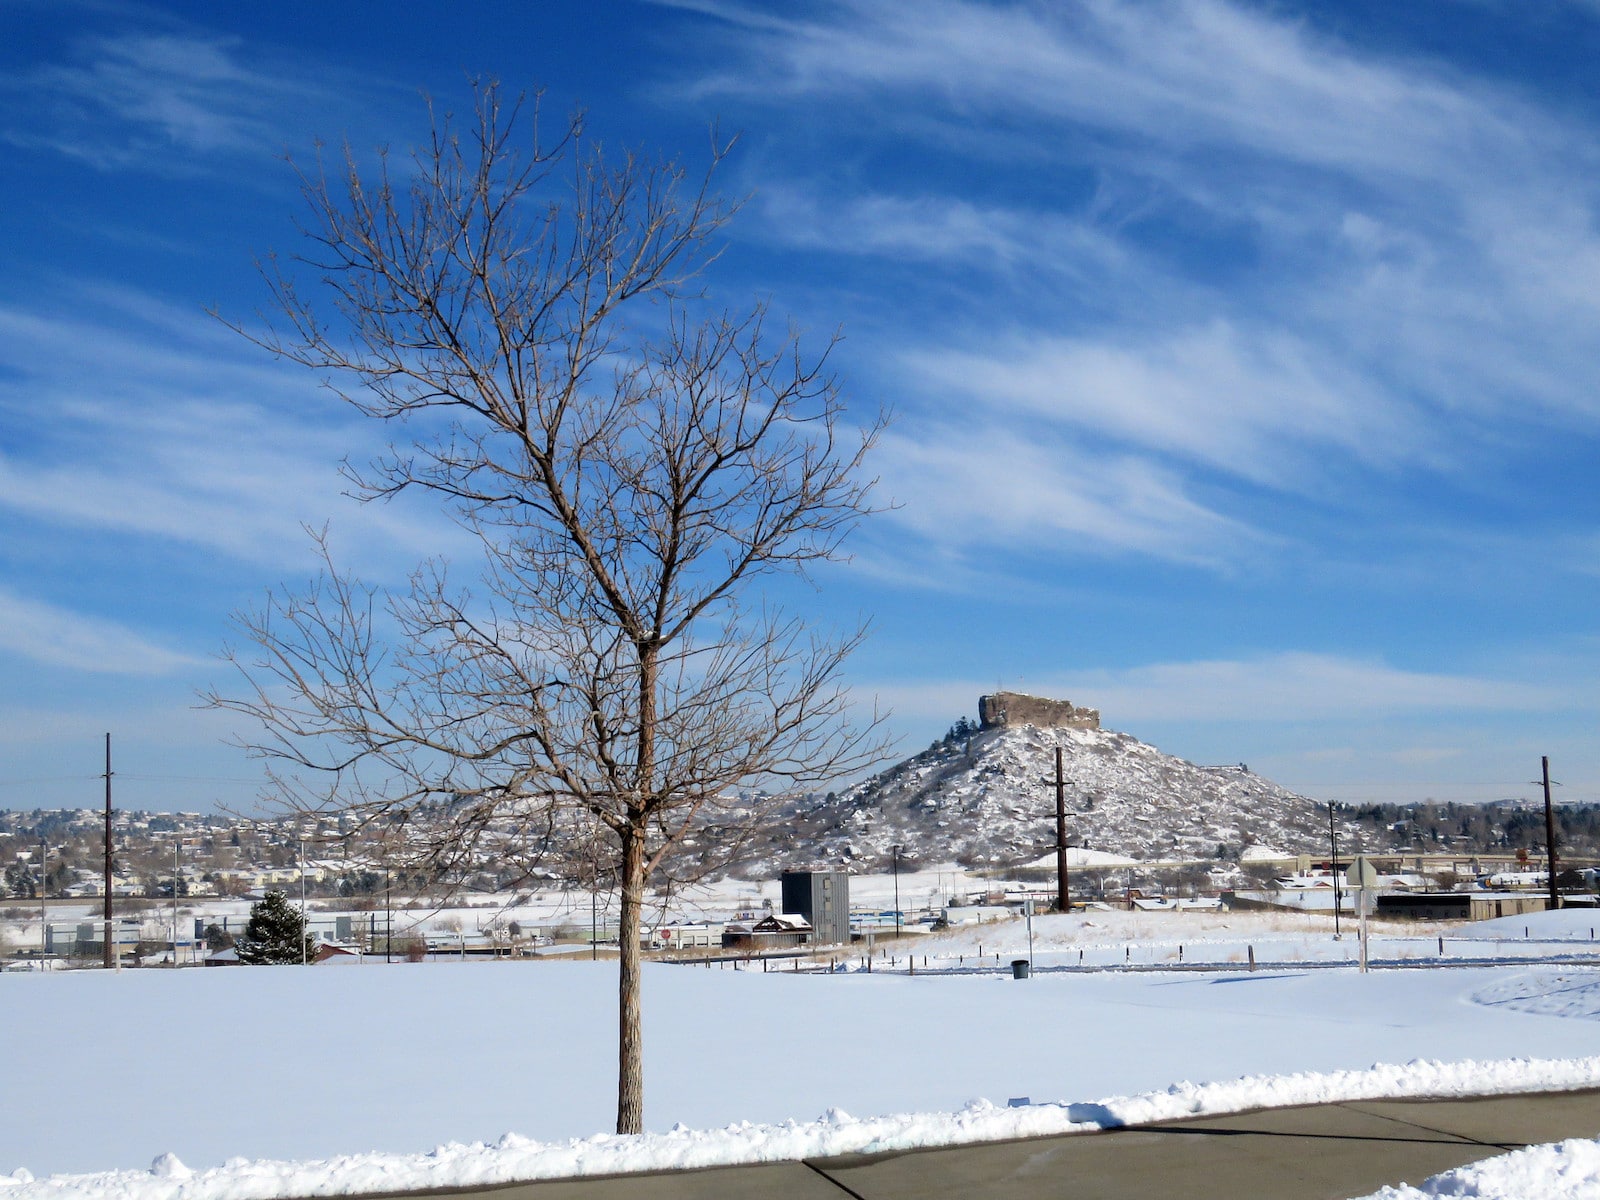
[
  {"left": 854, "top": 904, "right": 1600, "bottom": 974},
  {"left": 8, "top": 946, "right": 1600, "bottom": 1183},
  {"left": 9, "top": 906, "right": 1600, "bottom": 1197}
]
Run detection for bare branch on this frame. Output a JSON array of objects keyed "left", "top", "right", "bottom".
[{"left": 210, "top": 81, "right": 887, "bottom": 1136}]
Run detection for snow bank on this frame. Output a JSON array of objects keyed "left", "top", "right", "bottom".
[
  {"left": 1240, "top": 844, "right": 1289, "bottom": 863},
  {"left": 1468, "top": 907, "right": 1600, "bottom": 940},
  {"left": 1352, "top": 1137, "right": 1600, "bottom": 1199},
  {"left": 1474, "top": 971, "right": 1600, "bottom": 1021},
  {"left": 1020, "top": 847, "right": 1138, "bottom": 869},
  {"left": 5, "top": 1056, "right": 1599, "bottom": 1200}
]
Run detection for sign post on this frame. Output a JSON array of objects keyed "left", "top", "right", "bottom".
[
  {"left": 1346, "top": 856, "right": 1379, "bottom": 973},
  {"left": 1025, "top": 898, "right": 1035, "bottom": 975}
]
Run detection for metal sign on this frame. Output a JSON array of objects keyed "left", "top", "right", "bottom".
[
  {"left": 1346, "top": 856, "right": 1379, "bottom": 889},
  {"left": 1344, "top": 856, "right": 1377, "bottom": 974}
]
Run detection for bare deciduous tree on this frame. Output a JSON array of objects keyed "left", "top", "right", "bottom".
[{"left": 209, "top": 84, "right": 886, "bottom": 1134}]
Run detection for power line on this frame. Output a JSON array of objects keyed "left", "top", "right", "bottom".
[
  {"left": 0, "top": 776, "right": 101, "bottom": 788},
  {"left": 1309, "top": 780, "right": 1573, "bottom": 790},
  {"left": 0, "top": 773, "right": 260, "bottom": 787},
  {"left": 115, "top": 774, "right": 262, "bottom": 784}
]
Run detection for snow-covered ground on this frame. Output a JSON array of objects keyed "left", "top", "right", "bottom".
[
  {"left": 6, "top": 908, "right": 1600, "bottom": 1197},
  {"left": 6, "top": 1057, "right": 1599, "bottom": 1200},
  {"left": 13, "top": 865, "right": 1596, "bottom": 967},
  {"left": 1354, "top": 1138, "right": 1600, "bottom": 1199},
  {"left": 859, "top": 896, "right": 1600, "bottom": 972}
]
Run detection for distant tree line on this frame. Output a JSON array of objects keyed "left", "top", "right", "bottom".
[{"left": 1337, "top": 800, "right": 1600, "bottom": 857}]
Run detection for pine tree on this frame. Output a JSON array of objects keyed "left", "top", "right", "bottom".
[{"left": 234, "top": 890, "right": 316, "bottom": 965}]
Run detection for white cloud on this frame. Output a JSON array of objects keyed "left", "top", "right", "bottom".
[
  {"left": 0, "top": 588, "right": 198, "bottom": 675},
  {"left": 873, "top": 423, "right": 1262, "bottom": 565},
  {"left": 1, "top": 31, "right": 374, "bottom": 170},
  {"left": 692, "top": 0, "right": 1559, "bottom": 186},
  {"left": 1056, "top": 653, "right": 1563, "bottom": 723},
  {"left": 756, "top": 187, "right": 1143, "bottom": 283},
  {"left": 697, "top": 4, "right": 1600, "bottom": 611},
  {"left": 0, "top": 296, "right": 470, "bottom": 577},
  {"left": 902, "top": 322, "right": 1425, "bottom": 487},
  {"left": 867, "top": 652, "right": 1563, "bottom": 728}
]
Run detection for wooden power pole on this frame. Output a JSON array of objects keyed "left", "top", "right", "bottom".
[
  {"left": 1543, "top": 755, "right": 1560, "bottom": 912},
  {"left": 1055, "top": 746, "right": 1070, "bottom": 914},
  {"left": 103, "top": 732, "right": 114, "bottom": 968}
]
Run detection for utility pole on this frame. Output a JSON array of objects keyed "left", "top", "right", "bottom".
[
  {"left": 39, "top": 838, "right": 47, "bottom": 963},
  {"left": 892, "top": 844, "right": 902, "bottom": 938},
  {"left": 1054, "top": 747, "right": 1070, "bottom": 914},
  {"left": 300, "top": 835, "right": 308, "bottom": 965},
  {"left": 171, "top": 839, "right": 180, "bottom": 967},
  {"left": 1543, "top": 756, "right": 1560, "bottom": 912},
  {"left": 102, "top": 733, "right": 114, "bottom": 970},
  {"left": 1329, "top": 802, "right": 1341, "bottom": 937}
]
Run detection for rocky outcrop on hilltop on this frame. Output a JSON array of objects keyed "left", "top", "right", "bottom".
[
  {"left": 740, "top": 716, "right": 1356, "bottom": 874},
  {"left": 978, "top": 691, "right": 1100, "bottom": 731}
]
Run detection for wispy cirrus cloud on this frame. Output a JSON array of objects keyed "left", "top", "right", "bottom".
[
  {"left": 0, "top": 288, "right": 469, "bottom": 576},
  {"left": 686, "top": 0, "right": 1556, "bottom": 185},
  {"left": 754, "top": 186, "right": 1148, "bottom": 285},
  {"left": 901, "top": 321, "right": 1423, "bottom": 489},
  {"left": 867, "top": 651, "right": 1565, "bottom": 730},
  {"left": 0, "top": 586, "right": 198, "bottom": 674},
  {"left": 873, "top": 424, "right": 1262, "bottom": 567},
  {"left": 1, "top": 29, "right": 383, "bottom": 171},
  {"left": 682, "top": 0, "right": 1600, "bottom": 569}
]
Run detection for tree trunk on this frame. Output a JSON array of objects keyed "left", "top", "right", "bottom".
[
  {"left": 616, "top": 641, "right": 657, "bottom": 1134},
  {"left": 616, "top": 823, "right": 647, "bottom": 1134}
]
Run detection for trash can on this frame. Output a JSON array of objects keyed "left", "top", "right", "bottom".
[{"left": 1011, "top": 958, "right": 1030, "bottom": 979}]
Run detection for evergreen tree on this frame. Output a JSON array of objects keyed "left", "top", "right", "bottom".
[
  {"left": 234, "top": 890, "right": 316, "bottom": 965},
  {"left": 941, "top": 716, "right": 978, "bottom": 746}
]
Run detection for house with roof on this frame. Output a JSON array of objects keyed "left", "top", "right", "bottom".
[{"left": 721, "top": 913, "right": 812, "bottom": 950}]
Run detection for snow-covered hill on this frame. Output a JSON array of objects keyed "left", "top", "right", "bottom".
[{"left": 744, "top": 721, "right": 1362, "bottom": 874}]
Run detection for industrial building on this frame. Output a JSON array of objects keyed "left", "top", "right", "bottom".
[{"left": 780, "top": 870, "right": 851, "bottom": 945}]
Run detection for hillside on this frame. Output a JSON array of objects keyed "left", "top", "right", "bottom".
[{"left": 739, "top": 719, "right": 1363, "bottom": 876}]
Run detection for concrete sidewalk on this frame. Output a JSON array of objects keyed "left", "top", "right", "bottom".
[{"left": 372, "top": 1090, "right": 1600, "bottom": 1200}]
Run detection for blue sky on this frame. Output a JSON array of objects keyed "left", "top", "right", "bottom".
[{"left": 4, "top": 0, "right": 1600, "bottom": 813}]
